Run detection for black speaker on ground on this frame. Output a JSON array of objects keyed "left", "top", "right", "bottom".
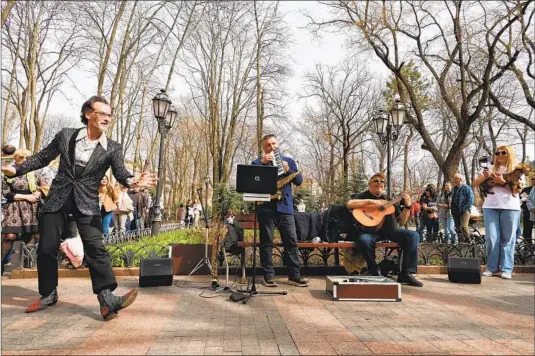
[
  {"left": 139, "top": 258, "right": 173, "bottom": 287},
  {"left": 448, "top": 257, "right": 481, "bottom": 284}
]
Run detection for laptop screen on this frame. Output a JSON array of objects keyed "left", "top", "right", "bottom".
[{"left": 236, "top": 165, "right": 278, "bottom": 194}]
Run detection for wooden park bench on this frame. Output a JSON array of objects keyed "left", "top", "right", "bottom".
[{"left": 234, "top": 213, "right": 400, "bottom": 283}]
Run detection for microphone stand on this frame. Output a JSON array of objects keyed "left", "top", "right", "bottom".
[{"left": 185, "top": 188, "right": 212, "bottom": 281}]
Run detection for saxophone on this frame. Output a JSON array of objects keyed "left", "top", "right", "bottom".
[
  {"left": 260, "top": 148, "right": 301, "bottom": 203},
  {"left": 268, "top": 170, "right": 302, "bottom": 201}
]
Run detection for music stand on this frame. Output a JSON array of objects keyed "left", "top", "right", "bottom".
[{"left": 235, "top": 165, "right": 287, "bottom": 304}]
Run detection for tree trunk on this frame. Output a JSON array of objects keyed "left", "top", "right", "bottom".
[
  {"left": 97, "top": 0, "right": 127, "bottom": 95},
  {"left": 461, "top": 151, "right": 471, "bottom": 186},
  {"left": 403, "top": 127, "right": 414, "bottom": 191},
  {"left": 2, "top": 24, "right": 21, "bottom": 144},
  {"left": 1, "top": 0, "right": 16, "bottom": 27},
  {"left": 254, "top": 0, "right": 263, "bottom": 157}
]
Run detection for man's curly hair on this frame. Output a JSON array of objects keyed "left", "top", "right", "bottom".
[{"left": 80, "top": 96, "right": 109, "bottom": 125}]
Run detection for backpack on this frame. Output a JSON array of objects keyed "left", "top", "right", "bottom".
[
  {"left": 378, "top": 255, "right": 400, "bottom": 277},
  {"left": 222, "top": 222, "right": 244, "bottom": 256}
]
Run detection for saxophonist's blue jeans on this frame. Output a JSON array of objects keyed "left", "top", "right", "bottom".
[{"left": 257, "top": 211, "right": 300, "bottom": 279}]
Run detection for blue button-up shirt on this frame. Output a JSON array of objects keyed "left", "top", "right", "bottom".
[{"left": 252, "top": 156, "right": 302, "bottom": 215}]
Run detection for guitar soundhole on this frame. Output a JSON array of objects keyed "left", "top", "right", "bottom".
[
  {"left": 363, "top": 211, "right": 374, "bottom": 220},
  {"left": 378, "top": 206, "right": 385, "bottom": 211}
]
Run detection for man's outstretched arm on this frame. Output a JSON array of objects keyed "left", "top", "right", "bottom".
[{"left": 2, "top": 130, "right": 62, "bottom": 177}]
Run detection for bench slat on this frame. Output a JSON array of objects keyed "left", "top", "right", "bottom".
[{"left": 237, "top": 221, "right": 259, "bottom": 230}]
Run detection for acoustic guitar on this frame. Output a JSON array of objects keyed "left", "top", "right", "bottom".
[{"left": 351, "top": 190, "right": 423, "bottom": 228}]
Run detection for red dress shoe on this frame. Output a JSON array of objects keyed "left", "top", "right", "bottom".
[
  {"left": 97, "top": 288, "right": 138, "bottom": 321},
  {"left": 25, "top": 289, "right": 58, "bottom": 313}
]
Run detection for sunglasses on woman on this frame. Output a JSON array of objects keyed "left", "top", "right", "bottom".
[{"left": 495, "top": 151, "right": 508, "bottom": 156}]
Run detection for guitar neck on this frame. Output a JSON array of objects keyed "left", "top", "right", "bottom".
[
  {"left": 383, "top": 196, "right": 403, "bottom": 209},
  {"left": 382, "top": 189, "right": 421, "bottom": 208}
]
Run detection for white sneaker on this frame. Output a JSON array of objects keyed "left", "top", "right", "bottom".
[
  {"left": 482, "top": 270, "right": 494, "bottom": 277},
  {"left": 501, "top": 272, "right": 512, "bottom": 279}
]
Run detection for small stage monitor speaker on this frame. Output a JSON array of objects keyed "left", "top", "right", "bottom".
[
  {"left": 448, "top": 257, "right": 481, "bottom": 284},
  {"left": 139, "top": 258, "right": 173, "bottom": 287}
]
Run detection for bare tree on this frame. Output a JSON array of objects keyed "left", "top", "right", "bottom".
[
  {"left": 305, "top": 1, "right": 531, "bottom": 181},
  {"left": 2, "top": 1, "right": 82, "bottom": 151},
  {"left": 485, "top": 1, "right": 535, "bottom": 129},
  {"left": 301, "top": 59, "right": 378, "bottom": 198},
  {"left": 252, "top": 1, "right": 290, "bottom": 155},
  {"left": 1, "top": 0, "right": 16, "bottom": 27}
]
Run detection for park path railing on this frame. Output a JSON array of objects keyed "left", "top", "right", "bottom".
[{"left": 17, "top": 230, "right": 535, "bottom": 270}]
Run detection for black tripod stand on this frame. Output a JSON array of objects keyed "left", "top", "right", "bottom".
[
  {"left": 185, "top": 188, "right": 212, "bottom": 282},
  {"left": 241, "top": 201, "right": 287, "bottom": 304}
]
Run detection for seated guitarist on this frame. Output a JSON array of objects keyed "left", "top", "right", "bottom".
[{"left": 346, "top": 172, "right": 423, "bottom": 287}]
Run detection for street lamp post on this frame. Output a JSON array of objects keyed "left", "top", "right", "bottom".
[
  {"left": 373, "top": 95, "right": 407, "bottom": 200},
  {"left": 151, "top": 89, "right": 178, "bottom": 236}
]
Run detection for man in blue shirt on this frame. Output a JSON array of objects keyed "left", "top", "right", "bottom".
[
  {"left": 252, "top": 135, "right": 308, "bottom": 287},
  {"left": 451, "top": 173, "right": 475, "bottom": 243}
]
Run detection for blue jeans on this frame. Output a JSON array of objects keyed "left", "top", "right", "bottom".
[
  {"left": 101, "top": 211, "right": 113, "bottom": 235},
  {"left": 418, "top": 216, "right": 426, "bottom": 240},
  {"left": 483, "top": 208, "right": 519, "bottom": 273},
  {"left": 440, "top": 216, "right": 457, "bottom": 244},
  {"left": 516, "top": 212, "right": 521, "bottom": 240},
  {"left": 426, "top": 218, "right": 439, "bottom": 237},
  {"left": 354, "top": 228, "right": 420, "bottom": 274},
  {"left": 257, "top": 211, "right": 300, "bottom": 279}
]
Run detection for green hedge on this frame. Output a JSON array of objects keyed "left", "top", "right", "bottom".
[
  {"left": 106, "top": 229, "right": 205, "bottom": 267},
  {"left": 110, "top": 229, "right": 205, "bottom": 249}
]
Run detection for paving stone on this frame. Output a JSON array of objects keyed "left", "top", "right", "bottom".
[
  {"left": 203, "top": 346, "right": 223, "bottom": 355},
  {"left": 429, "top": 340, "right": 478, "bottom": 353},
  {"left": 295, "top": 341, "right": 337, "bottom": 355},
  {"left": 462, "top": 339, "right": 521, "bottom": 355},
  {"left": 494, "top": 338, "right": 535, "bottom": 353},
  {"left": 330, "top": 341, "right": 373, "bottom": 355},
  {"left": 363, "top": 341, "right": 411, "bottom": 354}
]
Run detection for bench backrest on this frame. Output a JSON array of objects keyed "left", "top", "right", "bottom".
[{"left": 235, "top": 213, "right": 259, "bottom": 230}]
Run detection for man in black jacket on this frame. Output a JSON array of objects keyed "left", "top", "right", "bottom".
[{"left": 1, "top": 96, "right": 157, "bottom": 320}]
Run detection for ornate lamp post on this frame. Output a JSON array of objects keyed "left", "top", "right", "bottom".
[
  {"left": 151, "top": 89, "right": 177, "bottom": 236},
  {"left": 373, "top": 95, "right": 407, "bottom": 199}
]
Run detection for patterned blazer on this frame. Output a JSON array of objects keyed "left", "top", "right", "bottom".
[{"left": 14, "top": 128, "right": 134, "bottom": 216}]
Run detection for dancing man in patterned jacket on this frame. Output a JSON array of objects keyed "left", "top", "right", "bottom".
[{"left": 2, "top": 96, "right": 157, "bottom": 320}]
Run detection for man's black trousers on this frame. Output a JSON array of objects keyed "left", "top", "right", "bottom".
[{"left": 37, "top": 195, "right": 117, "bottom": 296}]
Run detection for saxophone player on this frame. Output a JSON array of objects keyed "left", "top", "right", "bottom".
[{"left": 252, "top": 134, "right": 308, "bottom": 287}]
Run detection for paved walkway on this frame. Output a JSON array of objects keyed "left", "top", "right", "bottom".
[{"left": 1, "top": 273, "right": 534, "bottom": 355}]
